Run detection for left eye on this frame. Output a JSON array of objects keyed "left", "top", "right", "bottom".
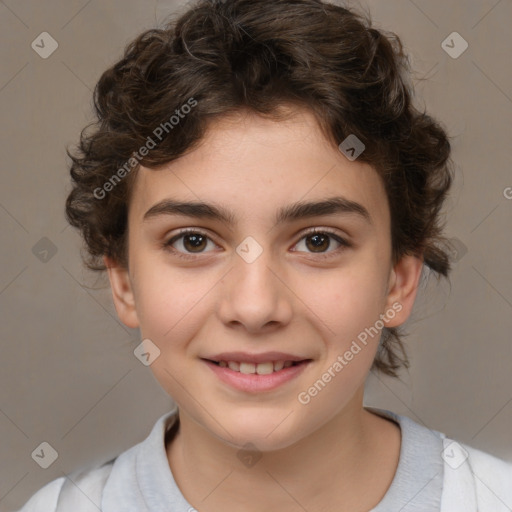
[{"left": 292, "top": 230, "right": 349, "bottom": 255}]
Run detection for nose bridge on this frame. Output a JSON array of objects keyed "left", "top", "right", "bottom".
[
  {"left": 218, "top": 237, "right": 292, "bottom": 331},
  {"left": 236, "top": 245, "right": 275, "bottom": 292},
  {"left": 233, "top": 238, "right": 279, "bottom": 302}
]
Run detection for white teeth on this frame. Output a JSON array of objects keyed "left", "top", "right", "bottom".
[
  {"left": 228, "top": 361, "right": 240, "bottom": 371},
  {"left": 239, "top": 362, "right": 256, "bottom": 374},
  {"left": 215, "top": 360, "right": 302, "bottom": 373},
  {"left": 256, "top": 362, "right": 274, "bottom": 375},
  {"left": 274, "top": 360, "right": 284, "bottom": 371}
]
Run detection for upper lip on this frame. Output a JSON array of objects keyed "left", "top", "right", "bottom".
[{"left": 203, "top": 352, "right": 311, "bottom": 364}]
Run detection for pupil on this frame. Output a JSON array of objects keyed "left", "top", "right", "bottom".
[
  {"left": 184, "top": 234, "right": 206, "bottom": 252},
  {"left": 307, "top": 233, "right": 329, "bottom": 252}
]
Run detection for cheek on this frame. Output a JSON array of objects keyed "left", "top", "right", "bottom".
[
  {"left": 291, "top": 271, "right": 386, "bottom": 416},
  {"left": 131, "top": 262, "right": 214, "bottom": 397},
  {"left": 299, "top": 263, "right": 388, "bottom": 341},
  {"left": 132, "top": 258, "right": 216, "bottom": 346}
]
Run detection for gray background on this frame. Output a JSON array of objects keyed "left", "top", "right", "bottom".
[{"left": 1, "top": 0, "right": 511, "bottom": 510}]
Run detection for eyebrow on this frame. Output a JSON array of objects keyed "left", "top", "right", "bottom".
[{"left": 143, "top": 196, "right": 372, "bottom": 226}]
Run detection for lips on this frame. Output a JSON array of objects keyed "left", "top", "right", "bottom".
[{"left": 202, "top": 358, "right": 311, "bottom": 392}]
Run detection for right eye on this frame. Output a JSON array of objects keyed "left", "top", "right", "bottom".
[{"left": 163, "top": 229, "right": 219, "bottom": 259}]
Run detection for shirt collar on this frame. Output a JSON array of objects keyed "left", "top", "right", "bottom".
[
  {"left": 102, "top": 403, "right": 187, "bottom": 511},
  {"left": 103, "top": 404, "right": 444, "bottom": 511}
]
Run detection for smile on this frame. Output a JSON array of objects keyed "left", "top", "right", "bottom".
[
  {"left": 202, "top": 358, "right": 312, "bottom": 392},
  {"left": 210, "top": 360, "right": 303, "bottom": 374}
]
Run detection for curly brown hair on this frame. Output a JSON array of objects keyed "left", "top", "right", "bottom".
[{"left": 65, "top": 0, "right": 454, "bottom": 378}]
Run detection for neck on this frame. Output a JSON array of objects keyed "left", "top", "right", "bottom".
[{"left": 166, "top": 387, "right": 400, "bottom": 512}]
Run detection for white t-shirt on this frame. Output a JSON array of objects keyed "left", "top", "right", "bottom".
[{"left": 16, "top": 405, "right": 512, "bottom": 511}]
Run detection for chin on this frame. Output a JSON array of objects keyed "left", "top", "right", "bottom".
[{"left": 212, "top": 411, "right": 304, "bottom": 452}]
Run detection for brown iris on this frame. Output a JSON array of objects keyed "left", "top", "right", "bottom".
[
  {"left": 183, "top": 233, "right": 207, "bottom": 253},
  {"left": 305, "top": 233, "right": 331, "bottom": 253}
]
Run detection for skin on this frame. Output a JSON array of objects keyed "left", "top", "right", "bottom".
[{"left": 105, "top": 107, "right": 423, "bottom": 512}]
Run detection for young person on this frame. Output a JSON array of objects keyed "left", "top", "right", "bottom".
[{"left": 18, "top": 0, "right": 512, "bottom": 510}]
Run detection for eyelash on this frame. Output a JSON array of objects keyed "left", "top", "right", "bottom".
[{"left": 162, "top": 228, "right": 351, "bottom": 261}]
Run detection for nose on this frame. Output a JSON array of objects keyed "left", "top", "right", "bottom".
[{"left": 217, "top": 248, "right": 293, "bottom": 334}]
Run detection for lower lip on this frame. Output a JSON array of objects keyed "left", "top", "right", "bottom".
[{"left": 202, "top": 359, "right": 311, "bottom": 393}]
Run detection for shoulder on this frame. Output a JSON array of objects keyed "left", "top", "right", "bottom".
[
  {"left": 15, "top": 410, "right": 177, "bottom": 512},
  {"left": 463, "top": 441, "right": 512, "bottom": 491},
  {"left": 15, "top": 476, "right": 65, "bottom": 512},
  {"left": 366, "top": 407, "right": 512, "bottom": 511},
  {"left": 442, "top": 437, "right": 512, "bottom": 511},
  {"left": 16, "top": 461, "right": 114, "bottom": 512},
  {"left": 464, "top": 441, "right": 512, "bottom": 474}
]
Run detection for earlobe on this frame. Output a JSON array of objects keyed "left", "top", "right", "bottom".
[
  {"left": 384, "top": 255, "right": 423, "bottom": 328},
  {"left": 103, "top": 256, "right": 140, "bottom": 329}
]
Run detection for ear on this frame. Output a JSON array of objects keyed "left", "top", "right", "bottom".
[
  {"left": 104, "top": 256, "right": 140, "bottom": 329},
  {"left": 383, "top": 254, "right": 423, "bottom": 328}
]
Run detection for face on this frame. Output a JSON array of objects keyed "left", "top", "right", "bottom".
[{"left": 106, "top": 107, "right": 422, "bottom": 451}]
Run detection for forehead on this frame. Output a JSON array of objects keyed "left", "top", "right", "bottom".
[{"left": 129, "top": 108, "right": 389, "bottom": 228}]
